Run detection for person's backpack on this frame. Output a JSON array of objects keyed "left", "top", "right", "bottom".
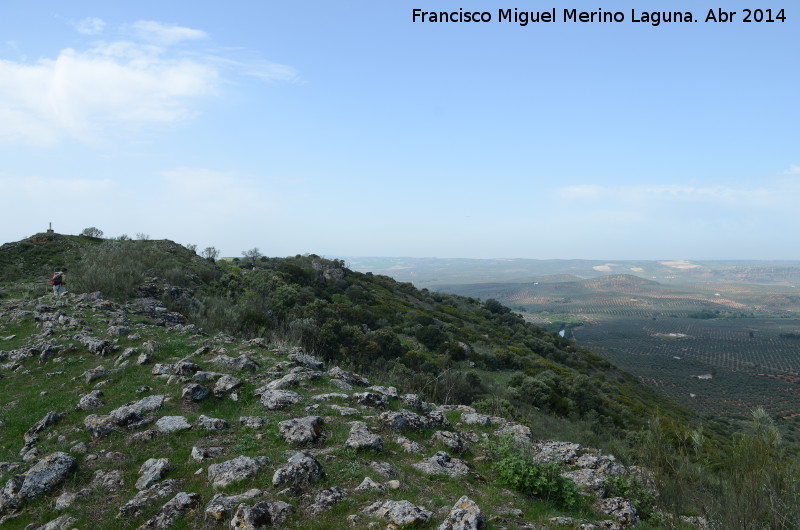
[{"left": 50, "top": 273, "right": 62, "bottom": 286}]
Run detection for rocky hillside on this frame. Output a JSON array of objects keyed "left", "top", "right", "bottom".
[{"left": 0, "top": 288, "right": 698, "bottom": 529}]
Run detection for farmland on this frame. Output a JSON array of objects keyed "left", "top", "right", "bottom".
[
  {"left": 437, "top": 273, "right": 800, "bottom": 427},
  {"left": 344, "top": 258, "right": 800, "bottom": 431}
]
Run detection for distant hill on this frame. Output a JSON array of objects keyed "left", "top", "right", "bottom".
[{"left": 344, "top": 257, "right": 800, "bottom": 287}]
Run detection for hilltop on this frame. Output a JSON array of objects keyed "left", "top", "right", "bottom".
[{"left": 0, "top": 233, "right": 797, "bottom": 528}]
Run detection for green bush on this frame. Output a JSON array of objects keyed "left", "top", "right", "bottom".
[{"left": 493, "top": 436, "right": 582, "bottom": 509}]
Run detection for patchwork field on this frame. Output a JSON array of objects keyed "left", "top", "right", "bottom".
[{"left": 436, "top": 274, "right": 800, "bottom": 425}]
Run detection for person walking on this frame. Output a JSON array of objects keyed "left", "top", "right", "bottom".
[{"left": 51, "top": 268, "right": 67, "bottom": 296}]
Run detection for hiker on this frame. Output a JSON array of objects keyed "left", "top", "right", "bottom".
[{"left": 51, "top": 268, "right": 67, "bottom": 296}]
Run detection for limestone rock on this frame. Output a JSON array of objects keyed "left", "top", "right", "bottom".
[
  {"left": 362, "top": 500, "right": 432, "bottom": 527},
  {"left": 278, "top": 416, "right": 324, "bottom": 444},
  {"left": 229, "top": 500, "right": 293, "bottom": 528},
  {"left": 136, "top": 458, "right": 171, "bottom": 490},
  {"left": 351, "top": 392, "right": 387, "bottom": 408},
  {"left": 191, "top": 446, "right": 226, "bottom": 461},
  {"left": 118, "top": 479, "right": 181, "bottom": 517},
  {"left": 272, "top": 452, "right": 325, "bottom": 490},
  {"left": 137, "top": 491, "right": 200, "bottom": 529},
  {"left": 353, "top": 476, "right": 386, "bottom": 494},
  {"left": 77, "top": 390, "right": 105, "bottom": 411},
  {"left": 309, "top": 486, "right": 346, "bottom": 514},
  {"left": 92, "top": 468, "right": 124, "bottom": 491},
  {"left": 412, "top": 451, "right": 469, "bottom": 477},
  {"left": 197, "top": 415, "right": 229, "bottom": 431},
  {"left": 181, "top": 383, "right": 211, "bottom": 402},
  {"left": 437, "top": 496, "right": 487, "bottom": 530},
  {"left": 328, "top": 366, "right": 370, "bottom": 387},
  {"left": 155, "top": 416, "right": 191, "bottom": 433},
  {"left": 19, "top": 452, "right": 77, "bottom": 500},
  {"left": 203, "top": 488, "right": 262, "bottom": 522},
  {"left": 208, "top": 455, "right": 267, "bottom": 489},
  {"left": 213, "top": 374, "right": 242, "bottom": 396},
  {"left": 594, "top": 497, "right": 639, "bottom": 526},
  {"left": 460, "top": 412, "right": 492, "bottom": 426},
  {"left": 260, "top": 389, "right": 302, "bottom": 410},
  {"left": 345, "top": 421, "right": 383, "bottom": 451}
]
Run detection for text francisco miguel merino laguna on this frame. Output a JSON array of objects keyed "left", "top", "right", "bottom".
[{"left": 412, "top": 7, "right": 787, "bottom": 26}]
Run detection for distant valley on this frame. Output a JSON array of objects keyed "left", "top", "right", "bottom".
[{"left": 347, "top": 258, "right": 800, "bottom": 425}]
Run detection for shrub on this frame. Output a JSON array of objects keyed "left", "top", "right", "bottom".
[{"left": 493, "top": 435, "right": 582, "bottom": 509}]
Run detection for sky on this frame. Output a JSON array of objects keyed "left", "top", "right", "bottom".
[{"left": 0, "top": 1, "right": 798, "bottom": 260}]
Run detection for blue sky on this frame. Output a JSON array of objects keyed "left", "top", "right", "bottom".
[{"left": 1, "top": 1, "right": 798, "bottom": 260}]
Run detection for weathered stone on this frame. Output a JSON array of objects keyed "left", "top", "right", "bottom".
[
  {"left": 137, "top": 491, "right": 200, "bottom": 529},
  {"left": 412, "top": 452, "right": 469, "bottom": 477},
  {"left": 369, "top": 385, "right": 398, "bottom": 397},
  {"left": 460, "top": 412, "right": 491, "bottom": 426},
  {"left": 309, "top": 486, "right": 347, "bottom": 514},
  {"left": 329, "top": 404, "right": 360, "bottom": 416},
  {"left": 191, "top": 446, "right": 226, "bottom": 461},
  {"left": 396, "top": 436, "right": 426, "bottom": 454},
  {"left": 287, "top": 348, "right": 324, "bottom": 371},
  {"left": 562, "top": 468, "right": 606, "bottom": 497},
  {"left": 213, "top": 374, "right": 242, "bottom": 396},
  {"left": 197, "top": 415, "right": 229, "bottom": 431},
  {"left": 369, "top": 461, "right": 398, "bottom": 478},
  {"left": 327, "top": 366, "right": 370, "bottom": 387},
  {"left": 208, "top": 456, "right": 267, "bottom": 489},
  {"left": 272, "top": 452, "right": 325, "bottom": 490},
  {"left": 594, "top": 497, "right": 639, "bottom": 526},
  {"left": 136, "top": 458, "right": 171, "bottom": 490},
  {"left": 181, "top": 383, "right": 211, "bottom": 402},
  {"left": 437, "top": 496, "right": 487, "bottom": 530},
  {"left": 23, "top": 411, "right": 64, "bottom": 446},
  {"left": 379, "top": 409, "right": 430, "bottom": 431},
  {"left": 263, "top": 370, "right": 321, "bottom": 391},
  {"left": 203, "top": 489, "right": 262, "bottom": 522},
  {"left": 311, "top": 392, "right": 349, "bottom": 401},
  {"left": 353, "top": 476, "right": 386, "bottom": 494},
  {"left": 92, "top": 468, "right": 124, "bottom": 491},
  {"left": 18, "top": 452, "right": 77, "bottom": 500},
  {"left": 345, "top": 421, "right": 383, "bottom": 451},
  {"left": 211, "top": 354, "right": 259, "bottom": 372},
  {"left": 37, "top": 513, "right": 78, "bottom": 530},
  {"left": 118, "top": 479, "right": 180, "bottom": 517},
  {"left": 352, "top": 392, "right": 387, "bottom": 408},
  {"left": 77, "top": 390, "right": 105, "bottom": 411},
  {"left": 155, "top": 416, "right": 191, "bottom": 433},
  {"left": 260, "top": 389, "right": 302, "bottom": 410},
  {"left": 495, "top": 423, "right": 533, "bottom": 446},
  {"left": 239, "top": 416, "right": 269, "bottom": 429},
  {"left": 278, "top": 416, "right": 324, "bottom": 444},
  {"left": 432, "top": 431, "right": 465, "bottom": 452},
  {"left": 228, "top": 500, "right": 293, "bottom": 528},
  {"left": 362, "top": 500, "right": 432, "bottom": 527}
]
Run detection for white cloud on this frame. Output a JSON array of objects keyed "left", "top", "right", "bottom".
[
  {"left": 131, "top": 20, "right": 208, "bottom": 45},
  {"left": 73, "top": 17, "right": 106, "bottom": 35},
  {"left": 786, "top": 165, "right": 800, "bottom": 175},
  {"left": 0, "top": 41, "right": 218, "bottom": 145},
  {"left": 0, "top": 19, "right": 298, "bottom": 146}
]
